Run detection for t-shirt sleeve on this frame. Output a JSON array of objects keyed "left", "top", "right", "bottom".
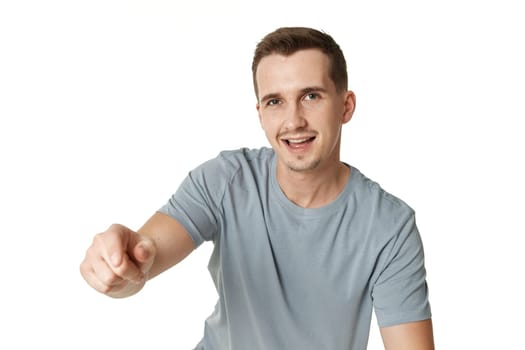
[
  {"left": 158, "top": 157, "right": 227, "bottom": 247},
  {"left": 371, "top": 211, "right": 432, "bottom": 327}
]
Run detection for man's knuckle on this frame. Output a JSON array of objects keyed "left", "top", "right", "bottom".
[
  {"left": 98, "top": 283, "right": 112, "bottom": 294},
  {"left": 101, "top": 271, "right": 119, "bottom": 286},
  {"left": 79, "top": 261, "right": 89, "bottom": 276}
]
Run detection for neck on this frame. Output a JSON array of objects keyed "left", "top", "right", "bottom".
[{"left": 276, "top": 160, "right": 350, "bottom": 208}]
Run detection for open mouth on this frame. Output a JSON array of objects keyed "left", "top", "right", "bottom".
[{"left": 283, "top": 136, "right": 316, "bottom": 147}]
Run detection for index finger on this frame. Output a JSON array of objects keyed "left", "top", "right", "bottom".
[
  {"left": 97, "top": 224, "right": 144, "bottom": 283},
  {"left": 102, "top": 224, "right": 130, "bottom": 268}
]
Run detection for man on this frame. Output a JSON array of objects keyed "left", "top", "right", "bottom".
[{"left": 80, "top": 27, "right": 434, "bottom": 349}]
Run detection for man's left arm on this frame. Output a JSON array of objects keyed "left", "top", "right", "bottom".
[{"left": 380, "top": 319, "right": 435, "bottom": 350}]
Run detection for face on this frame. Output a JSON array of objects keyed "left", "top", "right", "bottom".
[{"left": 256, "top": 49, "right": 355, "bottom": 174}]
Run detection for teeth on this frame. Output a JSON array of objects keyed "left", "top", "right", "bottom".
[{"left": 288, "top": 138, "right": 310, "bottom": 144}]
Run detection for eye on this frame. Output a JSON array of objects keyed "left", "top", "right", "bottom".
[
  {"left": 266, "top": 99, "right": 281, "bottom": 106},
  {"left": 304, "top": 92, "right": 320, "bottom": 101}
]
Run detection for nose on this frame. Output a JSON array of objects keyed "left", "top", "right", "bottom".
[{"left": 283, "top": 102, "right": 307, "bottom": 131}]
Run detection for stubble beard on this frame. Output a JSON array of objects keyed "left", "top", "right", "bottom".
[{"left": 285, "top": 155, "right": 321, "bottom": 173}]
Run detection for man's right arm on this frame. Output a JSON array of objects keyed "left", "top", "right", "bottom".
[
  {"left": 137, "top": 211, "right": 196, "bottom": 279},
  {"left": 80, "top": 212, "right": 196, "bottom": 298}
]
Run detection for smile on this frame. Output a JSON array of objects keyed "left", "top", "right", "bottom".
[
  {"left": 286, "top": 137, "right": 315, "bottom": 144},
  {"left": 282, "top": 136, "right": 316, "bottom": 150}
]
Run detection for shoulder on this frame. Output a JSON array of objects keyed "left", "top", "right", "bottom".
[
  {"left": 350, "top": 167, "right": 415, "bottom": 229},
  {"left": 216, "top": 147, "right": 274, "bottom": 166},
  {"left": 197, "top": 147, "right": 274, "bottom": 171},
  {"left": 348, "top": 168, "right": 424, "bottom": 272},
  {"left": 190, "top": 147, "right": 274, "bottom": 187}
]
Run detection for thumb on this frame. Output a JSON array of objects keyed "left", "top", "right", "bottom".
[{"left": 131, "top": 238, "right": 156, "bottom": 274}]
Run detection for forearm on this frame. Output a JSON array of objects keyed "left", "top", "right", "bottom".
[{"left": 137, "top": 212, "right": 196, "bottom": 280}]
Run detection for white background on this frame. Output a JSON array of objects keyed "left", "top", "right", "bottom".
[{"left": 1, "top": 0, "right": 524, "bottom": 348}]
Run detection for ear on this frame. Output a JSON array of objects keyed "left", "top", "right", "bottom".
[
  {"left": 256, "top": 103, "right": 264, "bottom": 128},
  {"left": 342, "top": 90, "right": 356, "bottom": 124}
]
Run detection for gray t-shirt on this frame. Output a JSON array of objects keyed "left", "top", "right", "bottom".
[{"left": 159, "top": 147, "right": 431, "bottom": 350}]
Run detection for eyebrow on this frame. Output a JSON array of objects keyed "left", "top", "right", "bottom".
[
  {"left": 260, "top": 93, "right": 281, "bottom": 104},
  {"left": 259, "top": 86, "right": 328, "bottom": 104},
  {"left": 301, "top": 86, "right": 328, "bottom": 94}
]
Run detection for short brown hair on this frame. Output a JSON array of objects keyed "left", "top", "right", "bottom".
[{"left": 252, "top": 27, "right": 348, "bottom": 98}]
